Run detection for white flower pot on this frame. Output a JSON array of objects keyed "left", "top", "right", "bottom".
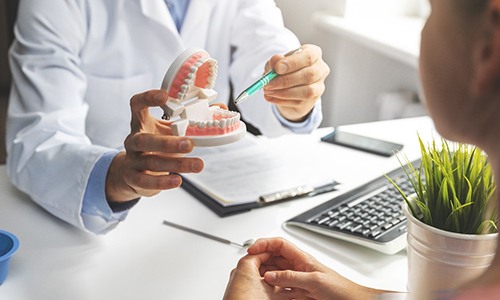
[{"left": 403, "top": 204, "right": 498, "bottom": 299}]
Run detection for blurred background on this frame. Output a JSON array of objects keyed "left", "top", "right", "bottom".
[
  {"left": 0, "top": 0, "right": 18, "bottom": 164},
  {"left": 276, "top": 0, "right": 429, "bottom": 127}
]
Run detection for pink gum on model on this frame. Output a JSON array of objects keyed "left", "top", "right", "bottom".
[{"left": 160, "top": 48, "right": 241, "bottom": 137}]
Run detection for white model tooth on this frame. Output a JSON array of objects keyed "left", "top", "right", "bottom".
[
  {"left": 190, "top": 66, "right": 197, "bottom": 72},
  {"left": 207, "top": 121, "right": 213, "bottom": 127},
  {"left": 181, "top": 84, "right": 188, "bottom": 91},
  {"left": 199, "top": 121, "right": 207, "bottom": 128},
  {"left": 187, "top": 73, "right": 194, "bottom": 79},
  {"left": 220, "top": 119, "right": 227, "bottom": 128},
  {"left": 212, "top": 120, "right": 220, "bottom": 128},
  {"left": 189, "top": 120, "right": 196, "bottom": 126}
]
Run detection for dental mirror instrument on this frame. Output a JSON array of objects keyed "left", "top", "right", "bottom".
[{"left": 162, "top": 220, "right": 255, "bottom": 248}]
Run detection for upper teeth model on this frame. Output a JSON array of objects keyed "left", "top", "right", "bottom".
[{"left": 160, "top": 48, "right": 242, "bottom": 138}]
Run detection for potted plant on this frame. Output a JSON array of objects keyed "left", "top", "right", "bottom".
[{"left": 388, "top": 136, "right": 498, "bottom": 299}]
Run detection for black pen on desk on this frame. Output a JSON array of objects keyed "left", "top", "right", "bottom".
[
  {"left": 234, "top": 47, "right": 303, "bottom": 105},
  {"left": 258, "top": 180, "right": 339, "bottom": 204}
]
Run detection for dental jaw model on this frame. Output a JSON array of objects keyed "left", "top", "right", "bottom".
[{"left": 160, "top": 48, "right": 246, "bottom": 147}]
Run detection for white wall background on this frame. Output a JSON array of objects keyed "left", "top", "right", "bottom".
[{"left": 275, "top": 0, "right": 428, "bottom": 127}]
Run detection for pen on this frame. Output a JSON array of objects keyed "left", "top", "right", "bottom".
[
  {"left": 162, "top": 220, "right": 255, "bottom": 248},
  {"left": 258, "top": 180, "right": 339, "bottom": 204},
  {"left": 234, "top": 47, "right": 303, "bottom": 105}
]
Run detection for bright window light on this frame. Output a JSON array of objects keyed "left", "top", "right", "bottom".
[{"left": 343, "top": 0, "right": 429, "bottom": 19}]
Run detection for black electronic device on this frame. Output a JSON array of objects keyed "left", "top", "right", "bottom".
[{"left": 321, "top": 129, "right": 404, "bottom": 157}]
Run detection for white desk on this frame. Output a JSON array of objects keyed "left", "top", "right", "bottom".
[{"left": 0, "top": 117, "right": 436, "bottom": 300}]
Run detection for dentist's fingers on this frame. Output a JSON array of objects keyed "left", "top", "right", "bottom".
[
  {"left": 264, "top": 81, "right": 325, "bottom": 104},
  {"left": 127, "top": 152, "right": 204, "bottom": 174},
  {"left": 124, "top": 132, "right": 195, "bottom": 154},
  {"left": 266, "top": 44, "right": 323, "bottom": 76},
  {"left": 129, "top": 89, "right": 169, "bottom": 131}
]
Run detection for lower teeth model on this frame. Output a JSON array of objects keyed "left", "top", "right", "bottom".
[
  {"left": 186, "top": 107, "right": 241, "bottom": 136},
  {"left": 159, "top": 48, "right": 245, "bottom": 146}
]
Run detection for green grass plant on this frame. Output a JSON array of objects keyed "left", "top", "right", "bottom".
[{"left": 388, "top": 135, "right": 497, "bottom": 234}]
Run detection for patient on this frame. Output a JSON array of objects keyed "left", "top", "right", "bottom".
[{"left": 223, "top": 0, "right": 500, "bottom": 299}]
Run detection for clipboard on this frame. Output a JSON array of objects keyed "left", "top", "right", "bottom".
[
  {"left": 182, "top": 176, "right": 339, "bottom": 217},
  {"left": 181, "top": 133, "right": 339, "bottom": 217}
]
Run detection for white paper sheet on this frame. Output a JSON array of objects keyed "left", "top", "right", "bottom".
[{"left": 184, "top": 134, "right": 335, "bottom": 206}]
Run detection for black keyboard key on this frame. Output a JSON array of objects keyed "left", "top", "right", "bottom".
[{"left": 292, "top": 159, "right": 422, "bottom": 254}]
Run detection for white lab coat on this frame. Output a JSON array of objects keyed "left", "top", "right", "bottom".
[{"left": 6, "top": 0, "right": 321, "bottom": 230}]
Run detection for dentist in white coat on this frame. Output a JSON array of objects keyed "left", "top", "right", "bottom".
[{"left": 7, "top": 0, "right": 329, "bottom": 234}]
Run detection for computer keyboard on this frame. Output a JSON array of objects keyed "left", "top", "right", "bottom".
[{"left": 284, "top": 159, "right": 420, "bottom": 255}]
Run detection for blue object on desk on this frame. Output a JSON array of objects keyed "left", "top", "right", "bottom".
[{"left": 0, "top": 230, "right": 19, "bottom": 285}]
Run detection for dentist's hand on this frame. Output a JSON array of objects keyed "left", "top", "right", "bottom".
[
  {"left": 105, "top": 89, "right": 204, "bottom": 203},
  {"left": 264, "top": 44, "right": 330, "bottom": 122}
]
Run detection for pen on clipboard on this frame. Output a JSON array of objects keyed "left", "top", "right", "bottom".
[
  {"left": 258, "top": 180, "right": 340, "bottom": 204},
  {"left": 233, "top": 47, "right": 303, "bottom": 105}
]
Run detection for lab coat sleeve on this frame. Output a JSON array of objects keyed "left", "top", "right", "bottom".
[
  {"left": 82, "top": 151, "right": 134, "bottom": 234},
  {"left": 6, "top": 0, "right": 116, "bottom": 231},
  {"left": 272, "top": 101, "right": 322, "bottom": 134},
  {"left": 228, "top": 0, "right": 323, "bottom": 137}
]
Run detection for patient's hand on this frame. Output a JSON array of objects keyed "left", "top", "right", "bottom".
[
  {"left": 106, "top": 89, "right": 204, "bottom": 203},
  {"left": 225, "top": 237, "right": 383, "bottom": 300},
  {"left": 223, "top": 251, "right": 285, "bottom": 300}
]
